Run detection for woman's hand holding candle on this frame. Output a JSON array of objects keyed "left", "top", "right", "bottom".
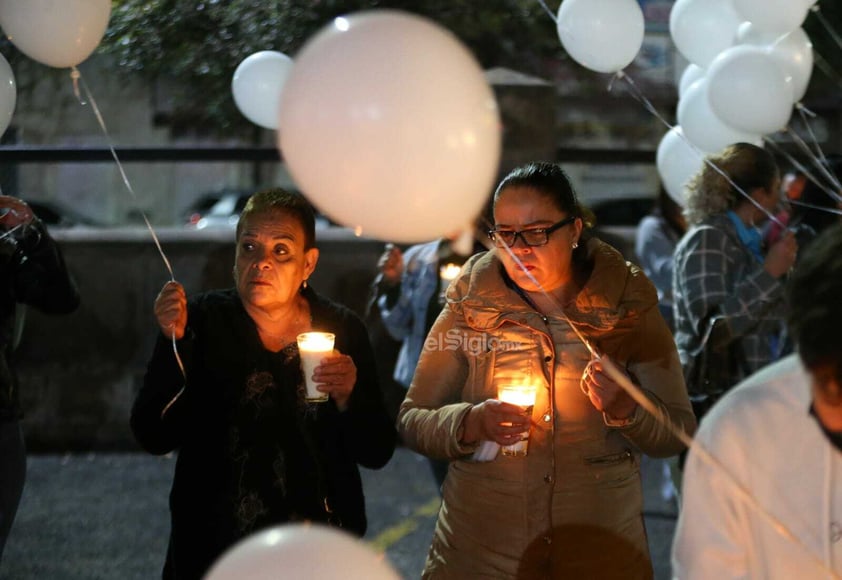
[
  {"left": 460, "top": 399, "right": 532, "bottom": 446},
  {"left": 311, "top": 351, "right": 357, "bottom": 411}
]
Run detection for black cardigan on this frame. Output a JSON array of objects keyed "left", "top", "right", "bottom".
[{"left": 131, "top": 286, "right": 396, "bottom": 580}]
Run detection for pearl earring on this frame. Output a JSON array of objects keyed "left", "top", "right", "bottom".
[{"left": 572, "top": 242, "right": 578, "bottom": 249}]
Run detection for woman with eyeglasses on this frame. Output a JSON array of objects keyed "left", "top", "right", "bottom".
[{"left": 398, "top": 162, "right": 695, "bottom": 579}]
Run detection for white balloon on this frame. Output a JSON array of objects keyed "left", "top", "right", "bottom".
[
  {"left": 736, "top": 21, "right": 783, "bottom": 46},
  {"left": 670, "top": 0, "right": 742, "bottom": 68},
  {"left": 0, "top": 0, "right": 111, "bottom": 68},
  {"left": 733, "top": 0, "right": 808, "bottom": 36},
  {"left": 556, "top": 0, "right": 644, "bottom": 74},
  {"left": 678, "top": 79, "right": 763, "bottom": 153},
  {"left": 232, "top": 51, "right": 293, "bottom": 130},
  {"left": 768, "top": 28, "right": 813, "bottom": 102},
  {"left": 707, "top": 45, "right": 793, "bottom": 135},
  {"left": 205, "top": 524, "right": 401, "bottom": 580},
  {"left": 678, "top": 64, "right": 705, "bottom": 99},
  {"left": 0, "top": 52, "right": 14, "bottom": 138},
  {"left": 278, "top": 10, "right": 501, "bottom": 243},
  {"left": 656, "top": 126, "right": 703, "bottom": 206}
]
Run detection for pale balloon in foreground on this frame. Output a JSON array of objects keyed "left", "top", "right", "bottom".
[
  {"left": 278, "top": 10, "right": 501, "bottom": 243},
  {"left": 204, "top": 524, "right": 401, "bottom": 580}
]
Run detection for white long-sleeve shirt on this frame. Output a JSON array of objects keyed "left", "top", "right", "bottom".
[{"left": 672, "top": 354, "right": 842, "bottom": 579}]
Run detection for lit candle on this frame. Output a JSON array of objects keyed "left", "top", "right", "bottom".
[
  {"left": 497, "top": 384, "right": 537, "bottom": 457},
  {"left": 439, "top": 262, "right": 462, "bottom": 282},
  {"left": 296, "top": 332, "right": 335, "bottom": 403},
  {"left": 438, "top": 262, "right": 462, "bottom": 305}
]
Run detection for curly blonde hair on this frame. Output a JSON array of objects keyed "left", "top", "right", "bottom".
[{"left": 683, "top": 142, "right": 779, "bottom": 225}]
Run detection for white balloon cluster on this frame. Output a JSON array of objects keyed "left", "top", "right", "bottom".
[{"left": 659, "top": 0, "right": 815, "bottom": 204}]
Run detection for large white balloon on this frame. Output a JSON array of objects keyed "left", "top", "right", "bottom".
[
  {"left": 768, "top": 28, "right": 813, "bottom": 102},
  {"left": 0, "top": 52, "right": 14, "bottom": 138},
  {"left": 678, "top": 64, "right": 705, "bottom": 99},
  {"left": 0, "top": 0, "right": 111, "bottom": 68},
  {"left": 707, "top": 45, "right": 793, "bottom": 135},
  {"left": 556, "top": 0, "right": 645, "bottom": 74},
  {"left": 656, "top": 126, "right": 703, "bottom": 206},
  {"left": 205, "top": 524, "right": 401, "bottom": 580},
  {"left": 678, "top": 78, "right": 763, "bottom": 153},
  {"left": 279, "top": 10, "right": 501, "bottom": 243},
  {"left": 232, "top": 51, "right": 293, "bottom": 130},
  {"left": 733, "top": 0, "right": 809, "bottom": 37},
  {"left": 670, "top": 0, "right": 742, "bottom": 68}
]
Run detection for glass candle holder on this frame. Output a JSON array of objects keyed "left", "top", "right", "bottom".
[
  {"left": 296, "top": 332, "right": 335, "bottom": 403},
  {"left": 497, "top": 384, "right": 537, "bottom": 457}
]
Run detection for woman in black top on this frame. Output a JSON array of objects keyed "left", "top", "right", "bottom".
[
  {"left": 0, "top": 195, "right": 79, "bottom": 563},
  {"left": 131, "top": 188, "right": 396, "bottom": 580}
]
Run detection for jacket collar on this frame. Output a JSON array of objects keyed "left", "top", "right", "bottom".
[{"left": 449, "top": 238, "right": 655, "bottom": 333}]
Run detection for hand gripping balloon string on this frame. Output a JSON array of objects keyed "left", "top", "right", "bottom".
[
  {"left": 69, "top": 67, "right": 186, "bottom": 387},
  {"left": 497, "top": 239, "right": 839, "bottom": 577}
]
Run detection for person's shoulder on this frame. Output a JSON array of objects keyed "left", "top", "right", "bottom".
[{"left": 699, "top": 354, "right": 808, "bottom": 441}]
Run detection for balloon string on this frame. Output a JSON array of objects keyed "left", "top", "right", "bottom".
[
  {"left": 69, "top": 67, "right": 186, "bottom": 383},
  {"left": 534, "top": 0, "right": 557, "bottom": 23},
  {"left": 769, "top": 129, "right": 842, "bottom": 205},
  {"left": 812, "top": 5, "right": 842, "bottom": 52},
  {"left": 614, "top": 71, "right": 786, "bottom": 229},
  {"left": 789, "top": 198, "right": 842, "bottom": 216},
  {"left": 789, "top": 117, "right": 842, "bottom": 197},
  {"left": 812, "top": 49, "right": 842, "bottom": 92},
  {"left": 762, "top": 137, "right": 841, "bottom": 204},
  {"left": 70, "top": 67, "right": 175, "bottom": 281}
]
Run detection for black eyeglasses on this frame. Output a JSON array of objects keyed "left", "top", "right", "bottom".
[{"left": 487, "top": 216, "right": 577, "bottom": 248}]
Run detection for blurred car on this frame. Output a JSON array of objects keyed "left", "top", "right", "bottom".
[
  {"left": 185, "top": 189, "right": 251, "bottom": 229},
  {"left": 184, "top": 188, "right": 337, "bottom": 230},
  {"left": 27, "top": 199, "right": 104, "bottom": 228},
  {"left": 181, "top": 191, "right": 226, "bottom": 226}
]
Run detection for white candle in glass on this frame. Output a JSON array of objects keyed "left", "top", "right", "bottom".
[
  {"left": 497, "top": 384, "right": 537, "bottom": 457},
  {"left": 296, "top": 332, "right": 335, "bottom": 402}
]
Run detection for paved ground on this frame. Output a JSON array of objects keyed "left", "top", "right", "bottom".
[{"left": 0, "top": 448, "right": 676, "bottom": 579}]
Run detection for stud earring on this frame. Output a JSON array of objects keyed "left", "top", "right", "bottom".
[{"left": 572, "top": 242, "right": 578, "bottom": 249}]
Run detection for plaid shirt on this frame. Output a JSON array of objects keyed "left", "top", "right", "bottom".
[{"left": 673, "top": 214, "right": 787, "bottom": 389}]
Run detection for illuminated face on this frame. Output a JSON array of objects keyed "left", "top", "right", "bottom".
[
  {"left": 492, "top": 186, "right": 582, "bottom": 294},
  {"left": 234, "top": 209, "right": 318, "bottom": 312}
]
